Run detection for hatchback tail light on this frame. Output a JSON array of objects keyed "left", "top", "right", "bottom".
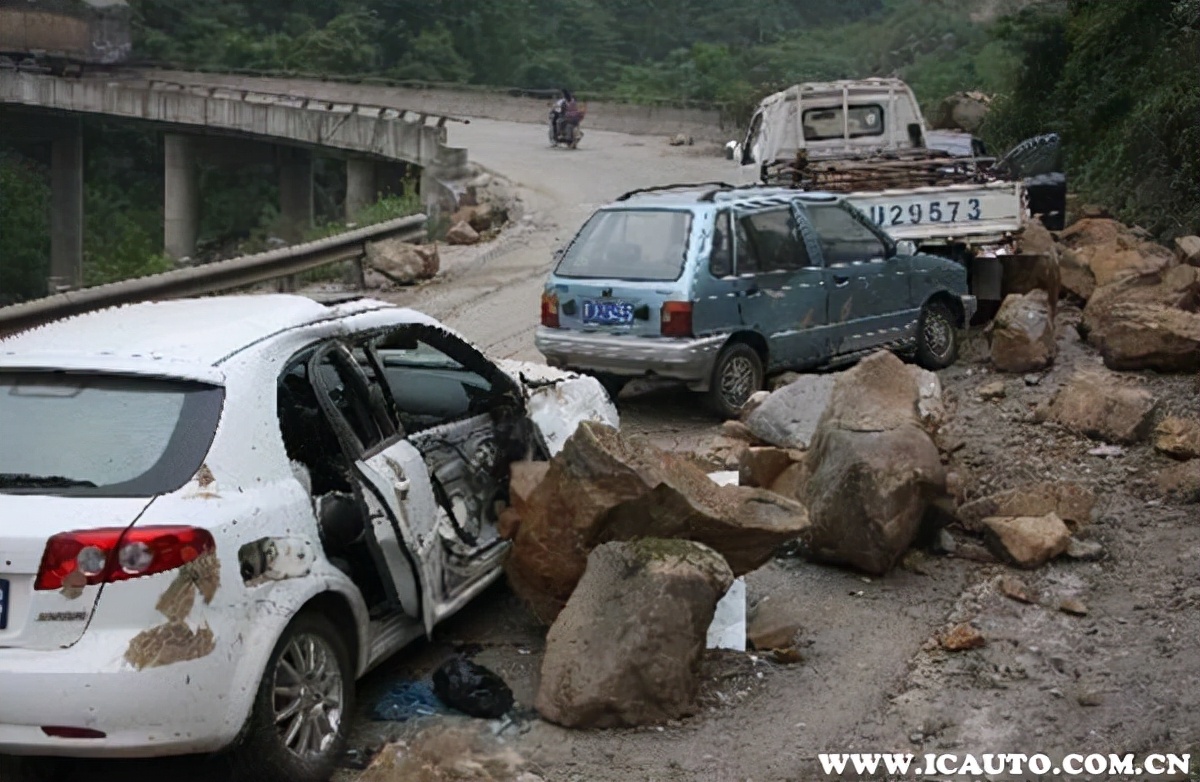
[
  {"left": 541, "top": 291, "right": 560, "bottom": 328},
  {"left": 34, "top": 526, "right": 215, "bottom": 591},
  {"left": 660, "top": 301, "right": 694, "bottom": 337}
]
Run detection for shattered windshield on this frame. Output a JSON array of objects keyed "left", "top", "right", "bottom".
[
  {"left": 555, "top": 209, "right": 693, "bottom": 281},
  {"left": 0, "top": 371, "right": 224, "bottom": 496}
]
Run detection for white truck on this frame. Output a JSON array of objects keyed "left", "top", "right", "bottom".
[{"left": 727, "top": 79, "right": 1051, "bottom": 305}]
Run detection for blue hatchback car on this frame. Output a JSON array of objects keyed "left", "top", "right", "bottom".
[{"left": 535, "top": 183, "right": 976, "bottom": 417}]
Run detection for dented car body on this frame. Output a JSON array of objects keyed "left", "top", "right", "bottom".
[
  {"left": 535, "top": 184, "right": 975, "bottom": 417},
  {"left": 0, "top": 295, "right": 615, "bottom": 777}
]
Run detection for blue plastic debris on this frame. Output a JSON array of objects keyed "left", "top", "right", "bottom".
[{"left": 371, "top": 680, "right": 449, "bottom": 722}]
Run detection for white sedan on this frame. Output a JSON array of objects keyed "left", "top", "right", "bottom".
[{"left": 0, "top": 294, "right": 616, "bottom": 782}]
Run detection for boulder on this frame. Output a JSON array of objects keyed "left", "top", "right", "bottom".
[
  {"left": 738, "top": 446, "right": 801, "bottom": 489},
  {"left": 981, "top": 513, "right": 1072, "bottom": 568},
  {"left": 1155, "top": 417, "right": 1200, "bottom": 460},
  {"left": 957, "top": 481, "right": 1095, "bottom": 532},
  {"left": 446, "top": 220, "right": 480, "bottom": 245},
  {"left": 745, "top": 598, "right": 802, "bottom": 651},
  {"left": 978, "top": 380, "right": 1007, "bottom": 400},
  {"left": 505, "top": 422, "right": 808, "bottom": 623},
  {"left": 364, "top": 239, "right": 440, "bottom": 284},
  {"left": 1097, "top": 303, "right": 1200, "bottom": 372},
  {"left": 932, "top": 92, "right": 990, "bottom": 133},
  {"left": 1055, "top": 218, "right": 1177, "bottom": 300},
  {"left": 991, "top": 290, "right": 1057, "bottom": 372},
  {"left": 802, "top": 352, "right": 946, "bottom": 575},
  {"left": 1175, "top": 235, "right": 1200, "bottom": 266},
  {"left": 1045, "top": 369, "right": 1158, "bottom": 444},
  {"left": 1081, "top": 264, "right": 1200, "bottom": 342},
  {"left": 535, "top": 539, "right": 733, "bottom": 728},
  {"left": 1158, "top": 461, "right": 1200, "bottom": 502},
  {"left": 451, "top": 202, "right": 498, "bottom": 233},
  {"left": 743, "top": 373, "right": 837, "bottom": 449}
]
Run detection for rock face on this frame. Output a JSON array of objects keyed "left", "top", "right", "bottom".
[
  {"left": 505, "top": 422, "right": 808, "bottom": 622},
  {"left": 535, "top": 540, "right": 733, "bottom": 728},
  {"left": 743, "top": 373, "right": 837, "bottom": 450},
  {"left": 801, "top": 352, "right": 946, "bottom": 575},
  {"left": 981, "top": 513, "right": 1072, "bottom": 568},
  {"left": 364, "top": 239, "right": 440, "bottom": 284},
  {"left": 446, "top": 220, "right": 480, "bottom": 245},
  {"left": 1155, "top": 417, "right": 1200, "bottom": 460},
  {"left": 991, "top": 290, "right": 1057, "bottom": 372},
  {"left": 1056, "top": 217, "right": 1177, "bottom": 300},
  {"left": 957, "top": 482, "right": 1095, "bottom": 532},
  {"left": 1045, "top": 369, "right": 1158, "bottom": 444}
]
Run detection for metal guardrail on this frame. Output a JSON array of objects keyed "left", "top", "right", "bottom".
[{"left": 0, "top": 214, "right": 427, "bottom": 337}]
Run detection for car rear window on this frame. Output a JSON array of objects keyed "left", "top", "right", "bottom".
[
  {"left": 0, "top": 371, "right": 225, "bottom": 497},
  {"left": 555, "top": 209, "right": 693, "bottom": 281}
]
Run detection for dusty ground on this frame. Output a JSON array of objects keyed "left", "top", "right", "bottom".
[{"left": 9, "top": 112, "right": 1197, "bottom": 782}]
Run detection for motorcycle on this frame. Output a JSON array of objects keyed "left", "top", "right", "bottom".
[{"left": 549, "top": 103, "right": 585, "bottom": 149}]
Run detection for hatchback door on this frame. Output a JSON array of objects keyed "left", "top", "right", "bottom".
[{"left": 548, "top": 208, "right": 695, "bottom": 338}]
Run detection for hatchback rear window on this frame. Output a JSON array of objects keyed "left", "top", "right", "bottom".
[
  {"left": 0, "top": 372, "right": 224, "bottom": 497},
  {"left": 555, "top": 209, "right": 693, "bottom": 281}
]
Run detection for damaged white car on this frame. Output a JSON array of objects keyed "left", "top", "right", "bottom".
[{"left": 0, "top": 295, "right": 616, "bottom": 781}]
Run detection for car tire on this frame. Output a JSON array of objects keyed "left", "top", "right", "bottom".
[
  {"left": 228, "top": 611, "right": 354, "bottom": 782},
  {"left": 915, "top": 300, "right": 959, "bottom": 370},
  {"left": 707, "top": 342, "right": 763, "bottom": 419}
]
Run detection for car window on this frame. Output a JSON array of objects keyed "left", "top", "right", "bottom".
[
  {"left": 806, "top": 204, "right": 888, "bottom": 264},
  {"left": 742, "top": 208, "right": 811, "bottom": 272},
  {"left": 555, "top": 209, "right": 692, "bottom": 281},
  {"left": 734, "top": 216, "right": 758, "bottom": 275},
  {"left": 311, "top": 350, "right": 389, "bottom": 453},
  {"left": 0, "top": 371, "right": 223, "bottom": 496},
  {"left": 803, "top": 105, "right": 884, "bottom": 141},
  {"left": 710, "top": 210, "right": 734, "bottom": 278}
]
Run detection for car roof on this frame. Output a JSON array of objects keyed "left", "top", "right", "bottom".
[
  {"left": 0, "top": 294, "right": 409, "bottom": 375},
  {"left": 609, "top": 183, "right": 842, "bottom": 210}
]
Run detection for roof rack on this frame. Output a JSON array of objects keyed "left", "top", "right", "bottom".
[{"left": 614, "top": 182, "right": 736, "bottom": 202}]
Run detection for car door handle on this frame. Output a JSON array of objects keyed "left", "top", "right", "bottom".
[{"left": 833, "top": 275, "right": 850, "bottom": 286}]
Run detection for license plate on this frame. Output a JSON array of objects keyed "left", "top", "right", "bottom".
[
  {"left": 0, "top": 578, "right": 9, "bottom": 631},
  {"left": 865, "top": 197, "right": 984, "bottom": 227},
  {"left": 582, "top": 299, "right": 634, "bottom": 325}
]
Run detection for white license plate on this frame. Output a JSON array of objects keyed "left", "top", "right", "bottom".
[{"left": 865, "top": 198, "right": 983, "bottom": 227}]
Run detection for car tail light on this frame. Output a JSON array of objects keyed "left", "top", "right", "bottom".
[
  {"left": 661, "top": 301, "right": 694, "bottom": 337},
  {"left": 541, "top": 291, "right": 560, "bottom": 328},
  {"left": 34, "top": 526, "right": 215, "bottom": 591}
]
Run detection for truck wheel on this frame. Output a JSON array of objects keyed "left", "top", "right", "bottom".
[
  {"left": 707, "top": 342, "right": 763, "bottom": 419},
  {"left": 228, "top": 612, "right": 354, "bottom": 782},
  {"left": 915, "top": 301, "right": 959, "bottom": 370}
]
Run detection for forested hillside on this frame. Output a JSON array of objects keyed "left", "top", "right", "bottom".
[{"left": 1, "top": 0, "right": 1196, "bottom": 303}]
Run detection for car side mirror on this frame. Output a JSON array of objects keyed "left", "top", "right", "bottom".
[{"left": 895, "top": 240, "right": 917, "bottom": 257}]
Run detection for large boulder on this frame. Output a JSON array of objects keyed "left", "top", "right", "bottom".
[
  {"left": 1055, "top": 218, "right": 1176, "bottom": 300},
  {"left": 743, "top": 373, "right": 837, "bottom": 449},
  {"left": 535, "top": 539, "right": 733, "bottom": 728},
  {"left": 957, "top": 482, "right": 1095, "bottom": 532},
  {"left": 981, "top": 513, "right": 1071, "bottom": 569},
  {"left": 1044, "top": 369, "right": 1158, "bottom": 444},
  {"left": 505, "top": 422, "right": 808, "bottom": 623},
  {"left": 801, "top": 352, "right": 946, "bottom": 575},
  {"left": 1097, "top": 303, "right": 1200, "bottom": 372},
  {"left": 932, "top": 92, "right": 991, "bottom": 133},
  {"left": 364, "top": 239, "right": 439, "bottom": 284},
  {"left": 1155, "top": 417, "right": 1200, "bottom": 460},
  {"left": 1082, "top": 265, "right": 1200, "bottom": 341},
  {"left": 991, "top": 290, "right": 1057, "bottom": 372}
]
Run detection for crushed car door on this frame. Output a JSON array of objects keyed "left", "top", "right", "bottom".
[{"left": 307, "top": 342, "right": 444, "bottom": 634}]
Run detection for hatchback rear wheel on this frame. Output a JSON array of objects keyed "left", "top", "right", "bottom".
[
  {"left": 914, "top": 301, "right": 959, "bottom": 369},
  {"left": 229, "top": 611, "right": 353, "bottom": 782},
  {"left": 707, "top": 342, "right": 763, "bottom": 419}
]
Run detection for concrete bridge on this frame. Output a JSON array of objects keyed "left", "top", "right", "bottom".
[{"left": 0, "top": 70, "right": 470, "bottom": 290}]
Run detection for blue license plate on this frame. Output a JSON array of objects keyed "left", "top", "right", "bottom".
[
  {"left": 582, "top": 299, "right": 634, "bottom": 325},
  {"left": 0, "top": 578, "right": 9, "bottom": 630}
]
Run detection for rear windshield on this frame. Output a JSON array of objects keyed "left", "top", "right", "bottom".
[
  {"left": 555, "top": 209, "right": 693, "bottom": 281},
  {"left": 803, "top": 105, "right": 884, "bottom": 141},
  {"left": 0, "top": 372, "right": 225, "bottom": 497}
]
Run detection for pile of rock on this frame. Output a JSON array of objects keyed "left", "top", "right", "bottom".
[
  {"left": 364, "top": 240, "right": 440, "bottom": 287},
  {"left": 445, "top": 170, "right": 517, "bottom": 246}
]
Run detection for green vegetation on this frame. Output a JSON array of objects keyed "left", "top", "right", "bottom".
[{"left": 1, "top": 0, "right": 1195, "bottom": 304}]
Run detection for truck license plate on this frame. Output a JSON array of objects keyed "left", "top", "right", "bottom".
[
  {"left": 866, "top": 197, "right": 983, "bottom": 227},
  {"left": 582, "top": 300, "right": 634, "bottom": 325},
  {"left": 0, "top": 578, "right": 9, "bottom": 630}
]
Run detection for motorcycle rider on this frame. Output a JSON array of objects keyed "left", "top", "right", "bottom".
[{"left": 551, "top": 88, "right": 575, "bottom": 139}]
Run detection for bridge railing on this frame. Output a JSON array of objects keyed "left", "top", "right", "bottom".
[{"left": 0, "top": 214, "right": 426, "bottom": 337}]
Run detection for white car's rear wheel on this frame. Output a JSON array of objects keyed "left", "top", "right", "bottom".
[{"left": 229, "top": 611, "right": 353, "bottom": 782}]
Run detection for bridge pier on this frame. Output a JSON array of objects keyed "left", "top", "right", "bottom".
[
  {"left": 278, "top": 147, "right": 314, "bottom": 242},
  {"left": 164, "top": 134, "right": 200, "bottom": 262},
  {"left": 49, "top": 118, "right": 83, "bottom": 292},
  {"left": 345, "top": 158, "right": 377, "bottom": 222}
]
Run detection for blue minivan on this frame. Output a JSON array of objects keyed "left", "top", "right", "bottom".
[{"left": 535, "top": 183, "right": 976, "bottom": 417}]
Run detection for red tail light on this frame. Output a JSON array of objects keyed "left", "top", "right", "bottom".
[
  {"left": 541, "top": 291, "right": 560, "bottom": 328},
  {"left": 34, "top": 526, "right": 216, "bottom": 591},
  {"left": 661, "top": 301, "right": 694, "bottom": 337}
]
